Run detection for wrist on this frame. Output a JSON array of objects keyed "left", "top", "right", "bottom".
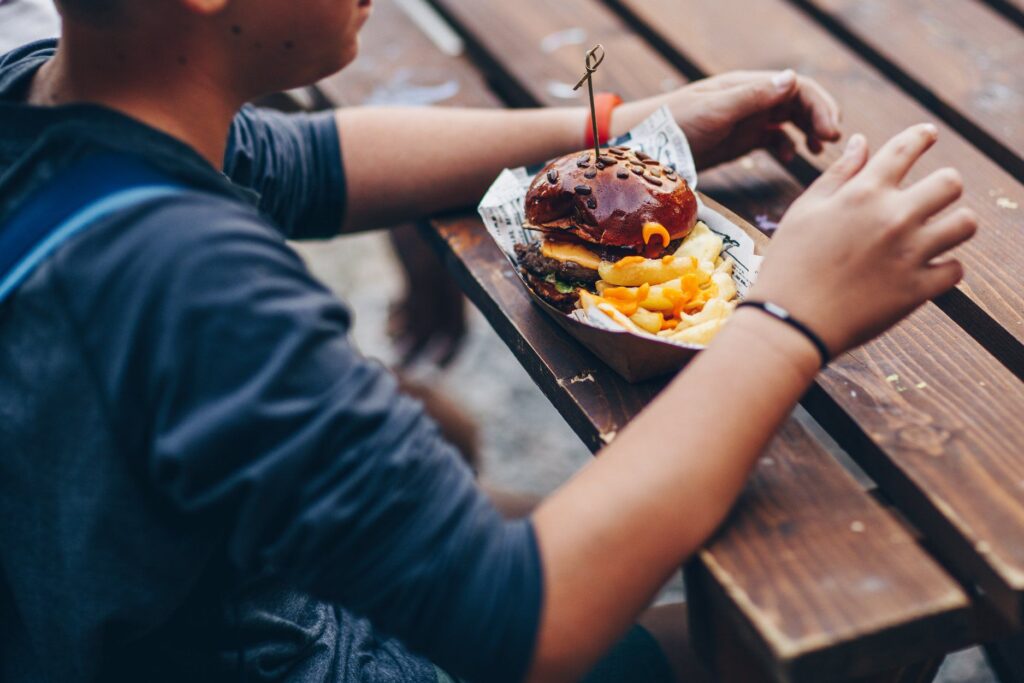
[
  {"left": 737, "top": 301, "right": 830, "bottom": 368},
  {"left": 578, "top": 93, "right": 624, "bottom": 150},
  {"left": 730, "top": 306, "right": 822, "bottom": 381},
  {"left": 608, "top": 100, "right": 639, "bottom": 140},
  {"left": 566, "top": 107, "right": 590, "bottom": 150}
]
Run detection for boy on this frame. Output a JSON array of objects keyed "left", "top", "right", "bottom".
[{"left": 0, "top": 1, "right": 974, "bottom": 681}]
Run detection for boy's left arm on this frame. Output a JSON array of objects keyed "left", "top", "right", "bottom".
[{"left": 335, "top": 69, "right": 841, "bottom": 232}]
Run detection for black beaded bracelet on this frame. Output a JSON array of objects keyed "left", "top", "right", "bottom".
[{"left": 736, "top": 301, "right": 831, "bottom": 368}]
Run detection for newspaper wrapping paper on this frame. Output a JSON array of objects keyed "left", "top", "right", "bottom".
[{"left": 478, "top": 106, "right": 763, "bottom": 345}]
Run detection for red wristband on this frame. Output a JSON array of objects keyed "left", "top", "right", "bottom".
[{"left": 584, "top": 92, "right": 624, "bottom": 149}]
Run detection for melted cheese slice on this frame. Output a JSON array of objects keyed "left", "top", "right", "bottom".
[{"left": 540, "top": 240, "right": 602, "bottom": 270}]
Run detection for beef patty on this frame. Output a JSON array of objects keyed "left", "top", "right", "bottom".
[{"left": 514, "top": 242, "right": 599, "bottom": 285}]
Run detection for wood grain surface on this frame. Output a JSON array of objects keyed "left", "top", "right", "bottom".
[
  {"left": 788, "top": 0, "right": 1024, "bottom": 181},
  {"left": 688, "top": 418, "right": 969, "bottom": 682},
  {"left": 316, "top": 0, "right": 500, "bottom": 109},
  {"left": 603, "top": 0, "right": 1024, "bottom": 369},
  {"left": 808, "top": 305, "right": 1024, "bottom": 626}
]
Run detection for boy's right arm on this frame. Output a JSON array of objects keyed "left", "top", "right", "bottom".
[{"left": 526, "top": 124, "right": 976, "bottom": 682}]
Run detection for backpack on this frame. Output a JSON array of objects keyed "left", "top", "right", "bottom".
[{"left": 0, "top": 152, "right": 184, "bottom": 304}]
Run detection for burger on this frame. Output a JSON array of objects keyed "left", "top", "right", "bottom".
[{"left": 515, "top": 147, "right": 699, "bottom": 312}]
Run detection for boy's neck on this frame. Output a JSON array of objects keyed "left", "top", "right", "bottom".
[{"left": 28, "top": 29, "right": 245, "bottom": 169}]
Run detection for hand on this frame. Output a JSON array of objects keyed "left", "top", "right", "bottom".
[
  {"left": 617, "top": 70, "right": 842, "bottom": 169},
  {"left": 750, "top": 124, "right": 977, "bottom": 358}
]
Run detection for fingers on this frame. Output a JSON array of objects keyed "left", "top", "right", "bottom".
[
  {"left": 808, "top": 133, "right": 869, "bottom": 196},
  {"left": 914, "top": 208, "right": 978, "bottom": 263},
  {"left": 700, "top": 71, "right": 841, "bottom": 140},
  {"left": 711, "top": 70, "right": 798, "bottom": 122},
  {"left": 918, "top": 259, "right": 965, "bottom": 300},
  {"left": 704, "top": 70, "right": 842, "bottom": 158},
  {"left": 904, "top": 167, "right": 964, "bottom": 223},
  {"left": 762, "top": 128, "right": 797, "bottom": 163},
  {"left": 805, "top": 130, "right": 825, "bottom": 155},
  {"left": 697, "top": 70, "right": 770, "bottom": 89},
  {"left": 702, "top": 69, "right": 839, "bottom": 135},
  {"left": 770, "top": 77, "right": 841, "bottom": 151},
  {"left": 766, "top": 75, "right": 841, "bottom": 149},
  {"left": 863, "top": 124, "right": 939, "bottom": 186},
  {"left": 793, "top": 76, "right": 841, "bottom": 143}
]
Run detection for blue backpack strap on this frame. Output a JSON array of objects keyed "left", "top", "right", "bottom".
[{"left": 0, "top": 152, "right": 185, "bottom": 304}]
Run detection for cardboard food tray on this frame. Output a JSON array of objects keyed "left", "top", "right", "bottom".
[{"left": 478, "top": 108, "right": 765, "bottom": 383}]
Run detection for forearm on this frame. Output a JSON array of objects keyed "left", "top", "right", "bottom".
[
  {"left": 337, "top": 106, "right": 585, "bottom": 231},
  {"left": 610, "top": 92, "right": 679, "bottom": 139},
  {"left": 528, "top": 309, "right": 820, "bottom": 682}
]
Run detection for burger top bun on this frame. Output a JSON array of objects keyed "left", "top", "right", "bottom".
[{"left": 524, "top": 147, "right": 699, "bottom": 257}]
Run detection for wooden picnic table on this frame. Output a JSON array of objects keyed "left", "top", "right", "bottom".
[{"left": 315, "top": 1, "right": 1024, "bottom": 680}]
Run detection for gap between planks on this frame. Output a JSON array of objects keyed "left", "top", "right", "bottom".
[
  {"left": 780, "top": 0, "right": 1024, "bottom": 184},
  {"left": 981, "top": 0, "right": 1024, "bottom": 30}
]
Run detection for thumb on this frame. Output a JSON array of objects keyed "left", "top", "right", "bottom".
[{"left": 712, "top": 69, "right": 797, "bottom": 121}]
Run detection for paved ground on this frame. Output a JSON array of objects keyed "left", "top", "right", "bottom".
[{"left": 295, "top": 231, "right": 995, "bottom": 682}]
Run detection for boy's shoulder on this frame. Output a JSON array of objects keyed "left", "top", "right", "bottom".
[{"left": 64, "top": 188, "right": 300, "bottom": 284}]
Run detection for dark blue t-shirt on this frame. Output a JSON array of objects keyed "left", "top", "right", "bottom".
[{"left": 0, "top": 41, "right": 542, "bottom": 683}]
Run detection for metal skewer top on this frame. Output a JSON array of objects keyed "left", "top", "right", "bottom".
[{"left": 573, "top": 44, "right": 606, "bottom": 162}]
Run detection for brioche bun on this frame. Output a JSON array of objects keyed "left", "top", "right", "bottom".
[{"left": 524, "top": 147, "right": 698, "bottom": 258}]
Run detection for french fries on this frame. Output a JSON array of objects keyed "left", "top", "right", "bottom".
[
  {"left": 596, "top": 303, "right": 643, "bottom": 334},
  {"left": 597, "top": 254, "right": 700, "bottom": 287},
  {"left": 597, "top": 278, "right": 678, "bottom": 312},
  {"left": 580, "top": 221, "right": 740, "bottom": 347},
  {"left": 667, "top": 317, "right": 727, "bottom": 346},
  {"left": 629, "top": 307, "right": 665, "bottom": 334},
  {"left": 674, "top": 222, "right": 724, "bottom": 264}
]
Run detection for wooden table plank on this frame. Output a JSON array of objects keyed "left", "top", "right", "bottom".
[
  {"left": 790, "top": 0, "right": 1024, "bottom": 181},
  {"left": 316, "top": 0, "right": 500, "bottom": 109},
  {"left": 604, "top": 0, "right": 1024, "bottom": 376},
  {"left": 687, "top": 420, "right": 968, "bottom": 682},
  {"left": 431, "top": 0, "right": 1024, "bottom": 626},
  {"left": 807, "top": 307, "right": 1024, "bottom": 624}
]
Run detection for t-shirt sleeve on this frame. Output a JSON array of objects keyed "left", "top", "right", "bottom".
[
  {"left": 59, "top": 196, "right": 541, "bottom": 683},
  {"left": 224, "top": 105, "right": 346, "bottom": 240}
]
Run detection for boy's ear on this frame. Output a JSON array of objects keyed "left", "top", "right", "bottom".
[{"left": 179, "top": 0, "right": 231, "bottom": 15}]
